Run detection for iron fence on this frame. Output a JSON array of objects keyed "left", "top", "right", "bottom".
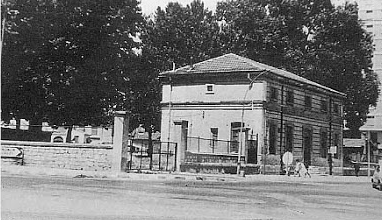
[
  {"left": 127, "top": 139, "right": 177, "bottom": 172},
  {"left": 187, "top": 136, "right": 239, "bottom": 154}
]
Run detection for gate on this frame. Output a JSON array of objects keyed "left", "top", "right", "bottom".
[{"left": 126, "top": 139, "right": 177, "bottom": 172}]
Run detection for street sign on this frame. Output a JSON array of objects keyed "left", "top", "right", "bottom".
[
  {"left": 1, "top": 147, "right": 23, "bottom": 158},
  {"left": 282, "top": 152, "right": 293, "bottom": 165},
  {"left": 329, "top": 146, "right": 337, "bottom": 154}
]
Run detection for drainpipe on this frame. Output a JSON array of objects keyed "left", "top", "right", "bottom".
[
  {"left": 279, "top": 85, "right": 284, "bottom": 174},
  {"left": 167, "top": 78, "right": 173, "bottom": 144},
  {"left": 328, "top": 97, "right": 333, "bottom": 175}
]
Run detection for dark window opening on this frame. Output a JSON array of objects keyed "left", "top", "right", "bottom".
[
  {"left": 321, "top": 100, "right": 328, "bottom": 112},
  {"left": 285, "top": 125, "right": 293, "bottom": 152},
  {"left": 333, "top": 133, "right": 339, "bottom": 159},
  {"left": 270, "top": 87, "right": 278, "bottom": 101},
  {"left": 230, "top": 122, "right": 244, "bottom": 153},
  {"left": 320, "top": 131, "right": 328, "bottom": 158},
  {"left": 333, "top": 103, "right": 339, "bottom": 114},
  {"left": 269, "top": 123, "right": 277, "bottom": 154},
  {"left": 210, "top": 128, "right": 218, "bottom": 152},
  {"left": 286, "top": 90, "right": 294, "bottom": 105},
  {"left": 304, "top": 96, "right": 312, "bottom": 109}
]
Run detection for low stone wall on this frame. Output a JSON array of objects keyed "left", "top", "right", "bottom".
[
  {"left": 1, "top": 140, "right": 112, "bottom": 171},
  {"left": 181, "top": 151, "right": 259, "bottom": 174}
]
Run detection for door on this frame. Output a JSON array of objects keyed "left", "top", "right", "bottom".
[
  {"left": 247, "top": 134, "right": 258, "bottom": 164},
  {"left": 303, "top": 128, "right": 312, "bottom": 165}
]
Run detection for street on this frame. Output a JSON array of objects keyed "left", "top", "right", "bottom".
[{"left": 1, "top": 174, "right": 381, "bottom": 220}]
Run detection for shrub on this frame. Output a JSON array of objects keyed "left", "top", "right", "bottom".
[
  {"left": 264, "top": 155, "right": 280, "bottom": 165},
  {"left": 311, "top": 157, "right": 328, "bottom": 167}
]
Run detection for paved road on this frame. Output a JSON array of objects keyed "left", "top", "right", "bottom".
[{"left": 1, "top": 174, "right": 381, "bottom": 220}]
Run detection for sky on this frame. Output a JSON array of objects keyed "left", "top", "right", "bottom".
[{"left": 140, "top": 0, "right": 219, "bottom": 15}]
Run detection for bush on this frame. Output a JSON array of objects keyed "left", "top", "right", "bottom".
[
  {"left": 264, "top": 155, "right": 280, "bottom": 165},
  {"left": 311, "top": 157, "right": 328, "bottom": 167}
]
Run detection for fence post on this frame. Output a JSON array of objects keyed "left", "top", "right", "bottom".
[
  {"left": 173, "top": 120, "right": 188, "bottom": 172},
  {"left": 112, "top": 111, "right": 129, "bottom": 172},
  {"left": 166, "top": 142, "right": 170, "bottom": 171},
  {"left": 174, "top": 144, "right": 177, "bottom": 172},
  {"left": 159, "top": 143, "right": 162, "bottom": 170}
]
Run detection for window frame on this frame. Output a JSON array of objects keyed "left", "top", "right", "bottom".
[
  {"left": 304, "top": 95, "right": 312, "bottom": 109},
  {"left": 286, "top": 90, "right": 294, "bottom": 106},
  {"left": 206, "top": 84, "right": 215, "bottom": 94}
]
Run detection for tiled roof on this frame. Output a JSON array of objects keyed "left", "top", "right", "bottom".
[{"left": 161, "top": 53, "right": 344, "bottom": 96}]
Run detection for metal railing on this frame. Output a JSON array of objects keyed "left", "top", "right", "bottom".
[
  {"left": 187, "top": 136, "right": 239, "bottom": 154},
  {"left": 128, "top": 139, "right": 177, "bottom": 171}
]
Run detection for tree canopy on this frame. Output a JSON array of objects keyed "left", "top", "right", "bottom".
[
  {"left": 1, "top": 0, "right": 145, "bottom": 130},
  {"left": 1, "top": 0, "right": 379, "bottom": 137},
  {"left": 143, "top": 0, "right": 379, "bottom": 137}
]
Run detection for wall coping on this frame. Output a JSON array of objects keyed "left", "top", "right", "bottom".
[{"left": 1, "top": 140, "right": 113, "bottom": 149}]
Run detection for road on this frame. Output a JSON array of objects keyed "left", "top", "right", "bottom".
[{"left": 1, "top": 174, "right": 381, "bottom": 220}]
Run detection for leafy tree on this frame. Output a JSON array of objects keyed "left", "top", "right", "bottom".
[
  {"left": 142, "top": 0, "right": 220, "bottom": 72},
  {"left": 1, "top": 0, "right": 145, "bottom": 135},
  {"left": 139, "top": 0, "right": 222, "bottom": 130},
  {"left": 215, "top": 0, "right": 379, "bottom": 137}
]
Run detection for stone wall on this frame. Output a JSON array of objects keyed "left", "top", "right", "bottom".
[{"left": 1, "top": 140, "right": 112, "bottom": 171}]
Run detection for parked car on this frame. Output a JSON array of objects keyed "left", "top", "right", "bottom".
[{"left": 371, "top": 165, "right": 382, "bottom": 191}]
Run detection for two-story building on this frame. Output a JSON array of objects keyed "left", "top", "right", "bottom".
[{"left": 160, "top": 54, "right": 345, "bottom": 174}]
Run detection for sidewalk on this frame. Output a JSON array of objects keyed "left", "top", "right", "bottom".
[{"left": 1, "top": 164, "right": 371, "bottom": 184}]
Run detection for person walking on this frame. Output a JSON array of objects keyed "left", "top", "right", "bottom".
[
  {"left": 353, "top": 161, "right": 360, "bottom": 177},
  {"left": 295, "top": 159, "right": 311, "bottom": 178}
]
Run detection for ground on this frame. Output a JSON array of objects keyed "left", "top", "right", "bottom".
[{"left": 1, "top": 173, "right": 381, "bottom": 220}]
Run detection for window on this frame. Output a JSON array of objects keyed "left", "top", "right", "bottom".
[
  {"left": 91, "top": 127, "right": 98, "bottom": 135},
  {"left": 333, "top": 103, "right": 339, "bottom": 114},
  {"left": 320, "top": 131, "right": 328, "bottom": 158},
  {"left": 304, "top": 96, "right": 312, "bottom": 109},
  {"left": 206, "top": 84, "right": 214, "bottom": 94},
  {"left": 333, "top": 133, "right": 339, "bottom": 159},
  {"left": 321, "top": 99, "right": 328, "bottom": 112},
  {"left": 230, "top": 122, "right": 244, "bottom": 153},
  {"left": 210, "top": 128, "right": 218, "bottom": 152},
  {"left": 270, "top": 87, "right": 278, "bottom": 100},
  {"left": 285, "top": 125, "right": 293, "bottom": 152},
  {"left": 269, "top": 123, "right": 277, "bottom": 154},
  {"left": 286, "top": 90, "right": 294, "bottom": 105}
]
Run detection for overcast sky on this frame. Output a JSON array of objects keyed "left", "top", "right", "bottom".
[{"left": 140, "top": 0, "right": 219, "bottom": 15}]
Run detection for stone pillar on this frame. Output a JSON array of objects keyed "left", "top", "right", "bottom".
[
  {"left": 112, "top": 111, "right": 129, "bottom": 172},
  {"left": 174, "top": 120, "right": 188, "bottom": 172}
]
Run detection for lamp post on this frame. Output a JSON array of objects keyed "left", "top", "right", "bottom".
[
  {"left": 237, "top": 71, "right": 267, "bottom": 176},
  {"left": 362, "top": 131, "right": 371, "bottom": 177},
  {"left": 279, "top": 85, "right": 284, "bottom": 174}
]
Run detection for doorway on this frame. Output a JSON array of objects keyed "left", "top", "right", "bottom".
[{"left": 303, "top": 127, "right": 312, "bottom": 165}]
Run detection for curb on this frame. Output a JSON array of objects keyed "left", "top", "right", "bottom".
[{"left": 1, "top": 165, "right": 371, "bottom": 183}]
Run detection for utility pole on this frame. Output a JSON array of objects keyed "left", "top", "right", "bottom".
[{"left": 237, "top": 71, "right": 267, "bottom": 176}]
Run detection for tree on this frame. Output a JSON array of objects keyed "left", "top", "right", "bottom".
[
  {"left": 1, "top": 0, "right": 145, "bottom": 134},
  {"left": 139, "top": 0, "right": 222, "bottom": 130},
  {"left": 215, "top": 0, "right": 379, "bottom": 137},
  {"left": 142, "top": 0, "right": 220, "bottom": 72}
]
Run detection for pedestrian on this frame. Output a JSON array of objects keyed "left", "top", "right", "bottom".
[
  {"left": 353, "top": 161, "right": 360, "bottom": 177},
  {"left": 304, "top": 161, "right": 312, "bottom": 178},
  {"left": 294, "top": 159, "right": 311, "bottom": 178}
]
